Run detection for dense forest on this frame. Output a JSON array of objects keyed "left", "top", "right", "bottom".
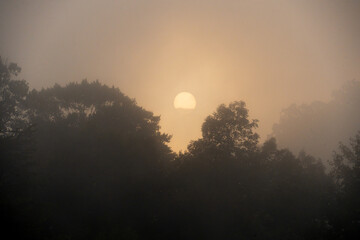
[{"left": 1, "top": 58, "right": 360, "bottom": 239}]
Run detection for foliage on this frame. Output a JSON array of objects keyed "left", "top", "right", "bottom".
[
  {"left": 187, "top": 101, "right": 259, "bottom": 160},
  {"left": 24, "top": 80, "right": 174, "bottom": 238},
  {"left": 329, "top": 132, "right": 360, "bottom": 239},
  {"left": 2, "top": 59, "right": 359, "bottom": 239},
  {"left": 0, "top": 57, "right": 29, "bottom": 137},
  {"left": 0, "top": 58, "right": 35, "bottom": 239}
]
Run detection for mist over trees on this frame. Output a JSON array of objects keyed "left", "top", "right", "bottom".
[
  {"left": 272, "top": 80, "right": 360, "bottom": 162},
  {"left": 1, "top": 58, "right": 360, "bottom": 239}
]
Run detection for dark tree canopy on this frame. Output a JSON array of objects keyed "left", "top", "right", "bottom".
[
  {"left": 329, "top": 132, "right": 360, "bottom": 239},
  {"left": 187, "top": 101, "right": 259, "bottom": 159},
  {"left": 23, "top": 80, "right": 174, "bottom": 239},
  {"left": 171, "top": 102, "right": 333, "bottom": 239},
  {"left": 1, "top": 58, "right": 359, "bottom": 240},
  {"left": 0, "top": 57, "right": 29, "bottom": 137},
  {"left": 27, "top": 79, "right": 173, "bottom": 162},
  {"left": 0, "top": 58, "right": 34, "bottom": 239}
]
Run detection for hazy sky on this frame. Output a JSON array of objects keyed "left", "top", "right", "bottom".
[{"left": 1, "top": 0, "right": 360, "bottom": 151}]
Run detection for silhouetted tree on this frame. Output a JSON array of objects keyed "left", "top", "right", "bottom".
[
  {"left": 0, "top": 57, "right": 36, "bottom": 239},
  {"left": 0, "top": 57, "right": 29, "bottom": 136},
  {"left": 169, "top": 102, "right": 333, "bottom": 239},
  {"left": 2, "top": 59, "right": 354, "bottom": 239},
  {"left": 329, "top": 132, "right": 360, "bottom": 239},
  {"left": 26, "top": 80, "right": 174, "bottom": 239},
  {"left": 187, "top": 101, "right": 259, "bottom": 160}
]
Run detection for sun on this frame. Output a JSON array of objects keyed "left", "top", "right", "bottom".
[{"left": 174, "top": 92, "right": 196, "bottom": 110}]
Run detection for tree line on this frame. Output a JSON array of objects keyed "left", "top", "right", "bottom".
[
  {"left": 1, "top": 57, "right": 359, "bottom": 239},
  {"left": 273, "top": 80, "right": 360, "bottom": 162}
]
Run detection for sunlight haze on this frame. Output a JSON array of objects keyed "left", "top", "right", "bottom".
[
  {"left": 2, "top": 1, "right": 360, "bottom": 238},
  {"left": 174, "top": 92, "right": 196, "bottom": 110},
  {"left": 1, "top": 0, "right": 359, "bottom": 152}
]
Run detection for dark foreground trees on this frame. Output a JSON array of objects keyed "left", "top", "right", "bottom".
[
  {"left": 0, "top": 58, "right": 36, "bottom": 238},
  {"left": 329, "top": 132, "right": 360, "bottom": 239},
  {"left": 1, "top": 59, "right": 360, "bottom": 239},
  {"left": 26, "top": 80, "right": 174, "bottom": 239},
  {"left": 171, "top": 102, "right": 333, "bottom": 239}
]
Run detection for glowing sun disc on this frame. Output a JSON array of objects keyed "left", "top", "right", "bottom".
[{"left": 174, "top": 92, "right": 196, "bottom": 109}]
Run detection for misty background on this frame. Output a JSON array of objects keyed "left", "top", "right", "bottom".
[
  {"left": 1, "top": 0, "right": 360, "bottom": 158},
  {"left": 2, "top": 1, "right": 360, "bottom": 239}
]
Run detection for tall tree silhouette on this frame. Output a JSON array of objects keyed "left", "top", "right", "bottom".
[
  {"left": 0, "top": 57, "right": 35, "bottom": 239},
  {"left": 187, "top": 101, "right": 259, "bottom": 160},
  {"left": 170, "top": 102, "right": 333, "bottom": 239},
  {"left": 329, "top": 132, "right": 360, "bottom": 239},
  {"left": 26, "top": 80, "right": 174, "bottom": 239},
  {"left": 0, "top": 57, "right": 29, "bottom": 136},
  {"left": 1, "top": 59, "right": 353, "bottom": 239}
]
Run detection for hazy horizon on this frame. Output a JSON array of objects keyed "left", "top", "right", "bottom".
[
  {"left": 2, "top": 1, "right": 360, "bottom": 239},
  {"left": 1, "top": 0, "right": 360, "bottom": 152}
]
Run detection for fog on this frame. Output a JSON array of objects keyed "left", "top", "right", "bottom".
[
  {"left": 1, "top": 0, "right": 360, "bottom": 153},
  {"left": 273, "top": 80, "right": 360, "bottom": 162},
  {"left": 2, "top": 1, "right": 360, "bottom": 239}
]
